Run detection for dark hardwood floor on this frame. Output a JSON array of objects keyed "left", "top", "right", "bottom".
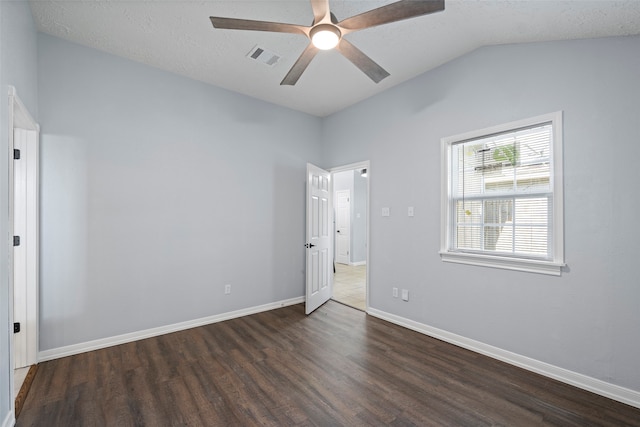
[{"left": 18, "top": 301, "right": 640, "bottom": 426}]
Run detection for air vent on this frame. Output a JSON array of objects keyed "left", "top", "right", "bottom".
[{"left": 247, "top": 45, "right": 281, "bottom": 67}]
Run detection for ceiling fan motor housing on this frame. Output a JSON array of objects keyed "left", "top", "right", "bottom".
[{"left": 310, "top": 24, "right": 342, "bottom": 50}]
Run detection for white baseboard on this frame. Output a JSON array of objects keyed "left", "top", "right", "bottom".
[
  {"left": 367, "top": 307, "right": 640, "bottom": 409},
  {"left": 2, "top": 410, "right": 15, "bottom": 427},
  {"left": 350, "top": 261, "right": 366, "bottom": 266},
  {"left": 39, "top": 296, "right": 304, "bottom": 362}
]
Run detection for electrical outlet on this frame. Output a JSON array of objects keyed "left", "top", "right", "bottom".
[
  {"left": 401, "top": 289, "right": 409, "bottom": 301},
  {"left": 392, "top": 287, "right": 398, "bottom": 298},
  {"left": 225, "top": 284, "right": 231, "bottom": 295}
]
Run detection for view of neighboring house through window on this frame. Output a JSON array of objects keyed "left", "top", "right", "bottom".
[{"left": 440, "top": 112, "right": 565, "bottom": 275}]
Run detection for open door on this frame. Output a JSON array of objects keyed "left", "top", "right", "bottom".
[
  {"left": 305, "top": 163, "right": 332, "bottom": 314},
  {"left": 9, "top": 86, "right": 39, "bottom": 371}
]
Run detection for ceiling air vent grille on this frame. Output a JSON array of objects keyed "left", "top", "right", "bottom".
[{"left": 247, "top": 46, "right": 281, "bottom": 67}]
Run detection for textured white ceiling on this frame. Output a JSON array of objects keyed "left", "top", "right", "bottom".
[{"left": 29, "top": 0, "right": 640, "bottom": 117}]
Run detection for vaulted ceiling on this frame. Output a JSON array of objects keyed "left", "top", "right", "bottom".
[{"left": 29, "top": 0, "right": 640, "bottom": 116}]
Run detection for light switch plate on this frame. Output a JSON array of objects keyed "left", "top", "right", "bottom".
[
  {"left": 401, "top": 289, "right": 409, "bottom": 301},
  {"left": 408, "top": 207, "right": 414, "bottom": 217},
  {"left": 382, "top": 207, "right": 390, "bottom": 217}
]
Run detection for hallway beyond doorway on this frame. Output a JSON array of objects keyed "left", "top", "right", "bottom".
[{"left": 332, "top": 263, "right": 366, "bottom": 311}]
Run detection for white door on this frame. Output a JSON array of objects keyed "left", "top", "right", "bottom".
[
  {"left": 305, "top": 163, "right": 332, "bottom": 315},
  {"left": 10, "top": 88, "right": 39, "bottom": 370},
  {"left": 335, "top": 189, "right": 350, "bottom": 265},
  {"left": 13, "top": 128, "right": 28, "bottom": 369}
]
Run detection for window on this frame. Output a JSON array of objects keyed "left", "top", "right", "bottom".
[{"left": 440, "top": 112, "right": 565, "bottom": 275}]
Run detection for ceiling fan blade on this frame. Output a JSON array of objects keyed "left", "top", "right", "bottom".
[
  {"left": 338, "top": 0, "right": 444, "bottom": 31},
  {"left": 281, "top": 44, "right": 319, "bottom": 86},
  {"left": 210, "top": 17, "right": 306, "bottom": 35},
  {"left": 310, "top": 0, "right": 330, "bottom": 24},
  {"left": 335, "top": 39, "right": 390, "bottom": 84}
]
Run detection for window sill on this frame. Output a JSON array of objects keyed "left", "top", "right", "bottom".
[{"left": 440, "top": 251, "right": 565, "bottom": 276}]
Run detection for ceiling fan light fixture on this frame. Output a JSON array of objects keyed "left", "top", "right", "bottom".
[
  {"left": 210, "top": 0, "right": 445, "bottom": 85},
  {"left": 310, "top": 24, "right": 341, "bottom": 50}
]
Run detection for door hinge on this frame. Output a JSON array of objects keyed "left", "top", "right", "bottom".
[
  {"left": 13, "top": 236, "right": 20, "bottom": 246},
  {"left": 13, "top": 149, "right": 20, "bottom": 160},
  {"left": 14, "top": 323, "right": 20, "bottom": 333}
]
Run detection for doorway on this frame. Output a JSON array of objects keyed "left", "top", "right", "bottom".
[{"left": 330, "top": 162, "right": 368, "bottom": 311}]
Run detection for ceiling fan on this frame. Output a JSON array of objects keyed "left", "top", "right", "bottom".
[{"left": 210, "top": 0, "right": 445, "bottom": 86}]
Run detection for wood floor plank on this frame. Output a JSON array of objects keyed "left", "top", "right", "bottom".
[{"left": 17, "top": 301, "right": 640, "bottom": 426}]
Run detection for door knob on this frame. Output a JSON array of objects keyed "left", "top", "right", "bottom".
[{"left": 305, "top": 243, "right": 316, "bottom": 248}]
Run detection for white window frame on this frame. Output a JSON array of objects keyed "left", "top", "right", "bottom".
[{"left": 440, "top": 112, "right": 565, "bottom": 276}]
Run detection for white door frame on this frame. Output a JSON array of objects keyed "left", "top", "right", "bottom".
[
  {"left": 8, "top": 85, "right": 40, "bottom": 381},
  {"left": 329, "top": 161, "right": 370, "bottom": 312}
]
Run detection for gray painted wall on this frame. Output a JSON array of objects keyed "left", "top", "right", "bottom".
[
  {"left": 322, "top": 36, "right": 640, "bottom": 392},
  {"left": 37, "top": 34, "right": 322, "bottom": 351},
  {"left": 0, "top": 0, "right": 38, "bottom": 423}
]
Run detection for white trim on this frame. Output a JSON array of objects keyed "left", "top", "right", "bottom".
[
  {"left": 550, "top": 111, "right": 564, "bottom": 265},
  {"left": 329, "top": 161, "right": 368, "bottom": 174},
  {"left": 367, "top": 308, "right": 640, "bottom": 409},
  {"left": 2, "top": 411, "right": 15, "bottom": 427},
  {"left": 440, "top": 112, "right": 565, "bottom": 275},
  {"left": 440, "top": 251, "right": 565, "bottom": 276},
  {"left": 349, "top": 261, "right": 366, "bottom": 266},
  {"left": 38, "top": 297, "right": 304, "bottom": 362}
]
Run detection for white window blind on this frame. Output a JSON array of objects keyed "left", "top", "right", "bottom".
[
  {"left": 452, "top": 123, "right": 552, "bottom": 258},
  {"left": 441, "top": 112, "right": 565, "bottom": 275}
]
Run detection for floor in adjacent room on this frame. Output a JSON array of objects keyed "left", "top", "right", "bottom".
[
  {"left": 332, "top": 263, "right": 366, "bottom": 311},
  {"left": 14, "top": 367, "right": 29, "bottom": 398}
]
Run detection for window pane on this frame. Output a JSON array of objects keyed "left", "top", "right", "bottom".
[
  {"left": 456, "top": 225, "right": 481, "bottom": 250},
  {"left": 452, "top": 124, "right": 552, "bottom": 198},
  {"left": 454, "top": 144, "right": 484, "bottom": 196},
  {"left": 514, "top": 226, "right": 548, "bottom": 255},
  {"left": 494, "top": 224, "right": 514, "bottom": 252},
  {"left": 483, "top": 199, "right": 513, "bottom": 251},
  {"left": 485, "top": 164, "right": 515, "bottom": 193},
  {"left": 514, "top": 197, "right": 548, "bottom": 225},
  {"left": 456, "top": 200, "right": 482, "bottom": 224}
]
